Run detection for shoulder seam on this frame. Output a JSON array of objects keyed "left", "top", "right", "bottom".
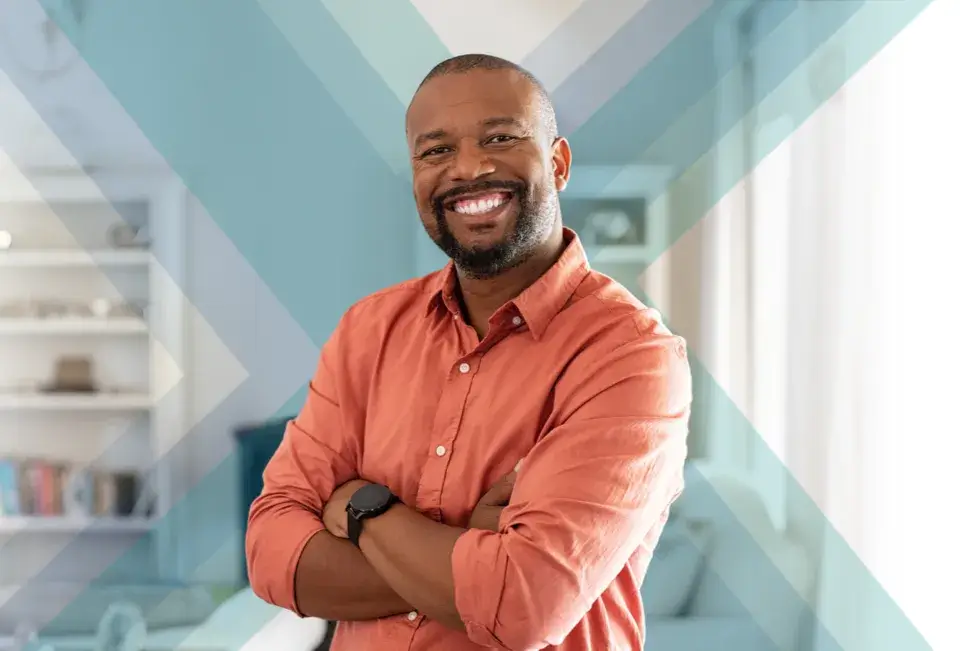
[{"left": 585, "top": 293, "right": 668, "bottom": 340}]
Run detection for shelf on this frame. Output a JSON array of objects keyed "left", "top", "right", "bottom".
[
  {"left": 587, "top": 244, "right": 659, "bottom": 264},
  {"left": 0, "top": 168, "right": 186, "bottom": 584},
  {"left": 0, "top": 515, "right": 156, "bottom": 534},
  {"left": 0, "top": 392, "right": 153, "bottom": 411},
  {"left": 0, "top": 317, "right": 148, "bottom": 335},
  {"left": 0, "top": 249, "right": 151, "bottom": 267}
]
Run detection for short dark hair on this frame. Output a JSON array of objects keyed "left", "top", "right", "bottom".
[{"left": 415, "top": 53, "right": 558, "bottom": 140}]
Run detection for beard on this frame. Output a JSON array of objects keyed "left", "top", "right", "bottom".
[{"left": 428, "top": 179, "right": 558, "bottom": 279}]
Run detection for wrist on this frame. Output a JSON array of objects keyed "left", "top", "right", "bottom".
[
  {"left": 346, "top": 483, "right": 400, "bottom": 548},
  {"left": 322, "top": 479, "right": 371, "bottom": 538}
]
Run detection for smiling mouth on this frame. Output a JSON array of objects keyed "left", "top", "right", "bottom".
[{"left": 444, "top": 191, "right": 514, "bottom": 217}]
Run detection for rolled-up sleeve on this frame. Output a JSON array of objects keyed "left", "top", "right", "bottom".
[
  {"left": 245, "top": 313, "right": 362, "bottom": 615},
  {"left": 451, "top": 328, "right": 692, "bottom": 650}
]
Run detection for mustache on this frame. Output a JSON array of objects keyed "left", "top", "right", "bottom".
[{"left": 433, "top": 180, "right": 525, "bottom": 211}]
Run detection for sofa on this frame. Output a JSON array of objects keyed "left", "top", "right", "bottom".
[
  {"left": 16, "top": 587, "right": 328, "bottom": 651},
  {"left": 643, "top": 469, "right": 817, "bottom": 650}
]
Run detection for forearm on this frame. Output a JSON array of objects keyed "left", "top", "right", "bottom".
[
  {"left": 295, "top": 529, "right": 412, "bottom": 621},
  {"left": 358, "top": 503, "right": 466, "bottom": 630}
]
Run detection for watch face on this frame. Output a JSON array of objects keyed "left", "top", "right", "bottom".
[{"left": 350, "top": 484, "right": 393, "bottom": 514}]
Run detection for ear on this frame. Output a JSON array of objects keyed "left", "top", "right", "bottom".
[{"left": 551, "top": 136, "right": 572, "bottom": 192}]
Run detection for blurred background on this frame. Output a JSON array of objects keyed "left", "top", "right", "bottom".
[{"left": 0, "top": 1, "right": 956, "bottom": 649}]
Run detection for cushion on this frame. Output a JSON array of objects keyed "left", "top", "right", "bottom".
[
  {"left": 645, "top": 616, "right": 776, "bottom": 650},
  {"left": 641, "top": 516, "right": 711, "bottom": 617}
]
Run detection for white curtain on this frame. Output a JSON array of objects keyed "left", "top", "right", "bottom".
[
  {"left": 823, "top": 2, "right": 960, "bottom": 648},
  {"left": 755, "top": 2, "right": 959, "bottom": 649},
  {"left": 703, "top": 1, "right": 959, "bottom": 649}
]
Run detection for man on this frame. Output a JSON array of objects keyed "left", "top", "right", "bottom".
[{"left": 246, "top": 54, "right": 692, "bottom": 650}]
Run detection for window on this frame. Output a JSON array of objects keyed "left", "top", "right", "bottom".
[{"left": 747, "top": 116, "right": 793, "bottom": 530}]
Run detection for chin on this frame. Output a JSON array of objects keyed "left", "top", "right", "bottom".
[
  {"left": 454, "top": 226, "right": 512, "bottom": 251},
  {"left": 451, "top": 236, "right": 526, "bottom": 278}
]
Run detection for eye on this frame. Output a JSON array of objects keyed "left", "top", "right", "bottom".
[
  {"left": 421, "top": 146, "right": 451, "bottom": 158},
  {"left": 487, "top": 134, "right": 516, "bottom": 144}
]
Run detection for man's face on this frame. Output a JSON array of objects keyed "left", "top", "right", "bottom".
[{"left": 406, "top": 69, "right": 571, "bottom": 278}]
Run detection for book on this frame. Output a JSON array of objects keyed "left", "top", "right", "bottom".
[{"left": 0, "top": 457, "right": 142, "bottom": 519}]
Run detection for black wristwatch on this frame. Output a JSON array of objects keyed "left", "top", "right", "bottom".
[{"left": 345, "top": 483, "right": 399, "bottom": 548}]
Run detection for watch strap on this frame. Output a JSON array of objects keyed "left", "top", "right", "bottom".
[
  {"left": 346, "top": 489, "right": 398, "bottom": 548},
  {"left": 347, "top": 508, "right": 363, "bottom": 548}
]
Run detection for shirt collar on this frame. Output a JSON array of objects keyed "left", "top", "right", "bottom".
[{"left": 424, "top": 227, "right": 590, "bottom": 340}]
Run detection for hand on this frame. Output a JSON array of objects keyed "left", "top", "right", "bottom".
[
  {"left": 468, "top": 462, "right": 521, "bottom": 532},
  {"left": 322, "top": 479, "right": 370, "bottom": 539}
]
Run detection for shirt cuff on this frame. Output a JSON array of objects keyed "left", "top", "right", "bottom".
[
  {"left": 451, "top": 527, "right": 511, "bottom": 648},
  {"left": 249, "top": 507, "right": 325, "bottom": 618}
]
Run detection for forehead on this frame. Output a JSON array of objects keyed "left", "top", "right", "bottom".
[{"left": 406, "top": 69, "right": 539, "bottom": 142}]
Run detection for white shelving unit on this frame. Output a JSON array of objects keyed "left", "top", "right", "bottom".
[
  {"left": 0, "top": 165, "right": 187, "bottom": 586},
  {"left": 564, "top": 164, "right": 675, "bottom": 317}
]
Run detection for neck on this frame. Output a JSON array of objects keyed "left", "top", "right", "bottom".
[{"left": 456, "top": 224, "right": 565, "bottom": 338}]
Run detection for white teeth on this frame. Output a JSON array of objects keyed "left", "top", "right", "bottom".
[{"left": 453, "top": 195, "right": 506, "bottom": 215}]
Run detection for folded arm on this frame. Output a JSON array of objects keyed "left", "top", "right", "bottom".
[
  {"left": 245, "top": 312, "right": 412, "bottom": 621},
  {"left": 296, "top": 523, "right": 411, "bottom": 620},
  {"left": 246, "top": 420, "right": 411, "bottom": 621},
  {"left": 352, "top": 330, "right": 692, "bottom": 649}
]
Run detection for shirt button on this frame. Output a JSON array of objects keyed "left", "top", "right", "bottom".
[
  {"left": 458, "top": 362, "right": 470, "bottom": 374},
  {"left": 512, "top": 316, "right": 523, "bottom": 326},
  {"left": 407, "top": 611, "right": 418, "bottom": 621},
  {"left": 436, "top": 445, "right": 447, "bottom": 457}
]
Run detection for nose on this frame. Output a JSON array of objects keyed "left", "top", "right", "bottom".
[{"left": 450, "top": 140, "right": 495, "bottom": 182}]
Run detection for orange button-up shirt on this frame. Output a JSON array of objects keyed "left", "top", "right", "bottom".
[{"left": 247, "top": 228, "right": 692, "bottom": 650}]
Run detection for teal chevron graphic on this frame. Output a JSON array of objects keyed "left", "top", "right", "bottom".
[{"left": 0, "top": 0, "right": 937, "bottom": 648}]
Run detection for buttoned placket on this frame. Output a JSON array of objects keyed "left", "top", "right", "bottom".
[
  {"left": 414, "top": 310, "right": 526, "bottom": 521},
  {"left": 415, "top": 348, "right": 478, "bottom": 521}
]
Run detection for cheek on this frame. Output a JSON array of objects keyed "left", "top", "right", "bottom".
[
  {"left": 412, "top": 175, "right": 438, "bottom": 209},
  {"left": 415, "top": 194, "right": 438, "bottom": 223},
  {"left": 412, "top": 186, "right": 440, "bottom": 230}
]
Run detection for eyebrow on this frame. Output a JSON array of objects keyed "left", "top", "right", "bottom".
[
  {"left": 482, "top": 116, "right": 527, "bottom": 131},
  {"left": 414, "top": 128, "right": 448, "bottom": 150},
  {"left": 413, "top": 116, "right": 528, "bottom": 150}
]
